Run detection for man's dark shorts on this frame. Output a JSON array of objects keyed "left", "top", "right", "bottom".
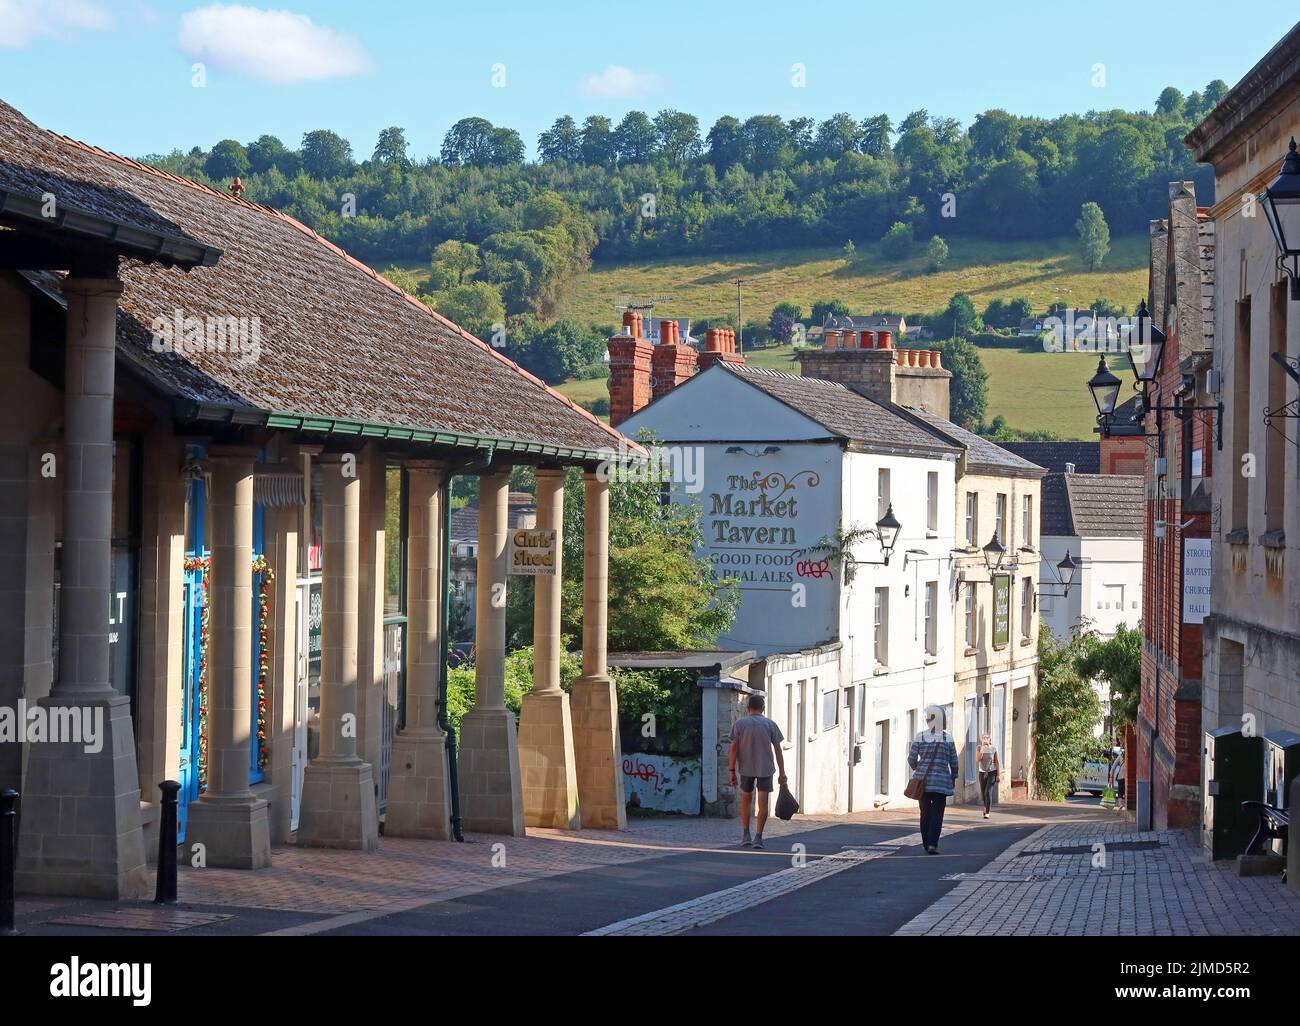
[{"left": 740, "top": 775, "right": 773, "bottom": 794}]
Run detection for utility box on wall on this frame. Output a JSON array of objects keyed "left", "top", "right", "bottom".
[{"left": 1202, "top": 726, "right": 1263, "bottom": 860}]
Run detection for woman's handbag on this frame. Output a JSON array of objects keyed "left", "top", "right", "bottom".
[{"left": 905, "top": 737, "right": 945, "bottom": 801}]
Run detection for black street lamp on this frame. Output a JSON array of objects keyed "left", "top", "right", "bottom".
[
  {"left": 1039, "top": 550, "right": 1079, "bottom": 598},
  {"left": 1087, "top": 353, "right": 1123, "bottom": 419},
  {"left": 1127, "top": 299, "right": 1167, "bottom": 386},
  {"left": 1261, "top": 137, "right": 1300, "bottom": 301},
  {"left": 875, "top": 504, "right": 902, "bottom": 565},
  {"left": 982, "top": 531, "right": 1006, "bottom": 575}
]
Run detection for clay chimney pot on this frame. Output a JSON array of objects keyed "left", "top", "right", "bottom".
[
  {"left": 877, "top": 330, "right": 893, "bottom": 350},
  {"left": 861, "top": 330, "right": 875, "bottom": 349}
]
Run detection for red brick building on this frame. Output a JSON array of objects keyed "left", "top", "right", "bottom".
[{"left": 1134, "top": 182, "right": 1218, "bottom": 829}]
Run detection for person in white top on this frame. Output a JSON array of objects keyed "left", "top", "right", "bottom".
[{"left": 976, "top": 733, "right": 1001, "bottom": 819}]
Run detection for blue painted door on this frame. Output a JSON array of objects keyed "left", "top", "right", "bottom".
[{"left": 178, "top": 475, "right": 208, "bottom": 843}]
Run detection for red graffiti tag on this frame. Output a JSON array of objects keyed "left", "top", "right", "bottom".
[
  {"left": 622, "top": 757, "right": 663, "bottom": 794},
  {"left": 795, "top": 559, "right": 833, "bottom": 580}
]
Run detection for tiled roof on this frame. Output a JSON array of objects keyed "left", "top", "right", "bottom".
[
  {"left": 998, "top": 441, "right": 1101, "bottom": 475},
  {"left": 451, "top": 499, "right": 536, "bottom": 541},
  {"left": 901, "top": 407, "right": 1046, "bottom": 478},
  {"left": 0, "top": 101, "right": 624, "bottom": 457},
  {"left": 1040, "top": 473, "right": 1144, "bottom": 538},
  {"left": 720, "top": 364, "right": 959, "bottom": 457}
]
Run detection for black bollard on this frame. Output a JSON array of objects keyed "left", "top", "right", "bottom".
[
  {"left": 154, "top": 780, "right": 180, "bottom": 905},
  {"left": 1, "top": 787, "right": 17, "bottom": 936}
]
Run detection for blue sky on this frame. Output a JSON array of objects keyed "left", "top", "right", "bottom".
[{"left": 2, "top": 1, "right": 1296, "bottom": 161}]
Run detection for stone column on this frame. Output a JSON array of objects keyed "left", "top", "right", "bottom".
[
  {"left": 298, "top": 453, "right": 379, "bottom": 849},
  {"left": 186, "top": 447, "right": 271, "bottom": 868},
  {"left": 571, "top": 471, "right": 626, "bottom": 829},
  {"left": 386, "top": 462, "right": 452, "bottom": 838},
  {"left": 458, "top": 469, "right": 524, "bottom": 834},
  {"left": 355, "top": 441, "right": 385, "bottom": 772},
  {"left": 17, "top": 276, "right": 151, "bottom": 898},
  {"left": 518, "top": 468, "right": 581, "bottom": 829}
]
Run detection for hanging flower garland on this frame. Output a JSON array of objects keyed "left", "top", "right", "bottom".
[{"left": 182, "top": 555, "right": 274, "bottom": 791}]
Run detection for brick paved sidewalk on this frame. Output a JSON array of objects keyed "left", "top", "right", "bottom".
[{"left": 894, "top": 819, "right": 1300, "bottom": 936}]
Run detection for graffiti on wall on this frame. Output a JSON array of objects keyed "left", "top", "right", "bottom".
[{"left": 622, "top": 753, "right": 701, "bottom": 814}]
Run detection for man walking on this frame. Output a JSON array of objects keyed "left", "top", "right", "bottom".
[{"left": 728, "top": 693, "right": 787, "bottom": 849}]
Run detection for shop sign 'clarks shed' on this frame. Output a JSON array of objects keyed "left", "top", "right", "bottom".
[{"left": 0, "top": 99, "right": 641, "bottom": 899}]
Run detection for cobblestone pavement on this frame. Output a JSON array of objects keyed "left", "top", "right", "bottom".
[{"left": 894, "top": 819, "right": 1300, "bottom": 936}]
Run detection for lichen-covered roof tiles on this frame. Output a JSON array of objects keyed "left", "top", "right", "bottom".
[{"left": 0, "top": 100, "right": 626, "bottom": 457}]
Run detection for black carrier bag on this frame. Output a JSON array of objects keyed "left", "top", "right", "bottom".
[{"left": 775, "top": 783, "right": 800, "bottom": 820}]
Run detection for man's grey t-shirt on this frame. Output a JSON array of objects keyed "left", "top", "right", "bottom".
[{"left": 732, "top": 714, "right": 784, "bottom": 777}]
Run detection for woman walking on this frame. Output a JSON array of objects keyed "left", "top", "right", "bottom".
[
  {"left": 908, "top": 705, "right": 959, "bottom": 854},
  {"left": 976, "top": 733, "right": 1001, "bottom": 819}
]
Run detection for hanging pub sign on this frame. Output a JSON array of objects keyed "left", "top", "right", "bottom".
[
  {"left": 992, "top": 573, "right": 1011, "bottom": 647},
  {"left": 509, "top": 528, "right": 557, "bottom": 576}
]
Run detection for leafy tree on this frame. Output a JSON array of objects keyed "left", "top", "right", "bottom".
[
  {"left": 1076, "top": 201, "right": 1111, "bottom": 271},
  {"left": 300, "top": 129, "right": 354, "bottom": 179},
  {"left": 488, "top": 127, "right": 525, "bottom": 166},
  {"left": 933, "top": 336, "right": 987, "bottom": 427},
  {"left": 942, "top": 291, "right": 980, "bottom": 337},
  {"left": 706, "top": 115, "right": 745, "bottom": 172},
  {"left": 247, "top": 134, "right": 297, "bottom": 176},
  {"left": 580, "top": 115, "right": 616, "bottom": 167},
  {"left": 614, "top": 111, "right": 657, "bottom": 165},
  {"left": 538, "top": 115, "right": 582, "bottom": 163},
  {"left": 969, "top": 109, "right": 1021, "bottom": 162},
  {"left": 859, "top": 114, "right": 892, "bottom": 157},
  {"left": 1154, "top": 86, "right": 1185, "bottom": 119},
  {"left": 769, "top": 310, "right": 796, "bottom": 344},
  {"left": 898, "top": 109, "right": 929, "bottom": 134},
  {"left": 372, "top": 126, "right": 409, "bottom": 167},
  {"left": 741, "top": 115, "right": 793, "bottom": 173},
  {"left": 925, "top": 234, "right": 949, "bottom": 272},
  {"left": 1035, "top": 628, "right": 1103, "bottom": 800},
  {"left": 1077, "top": 622, "right": 1141, "bottom": 734},
  {"left": 440, "top": 117, "right": 499, "bottom": 166},
  {"left": 431, "top": 239, "right": 479, "bottom": 285},
  {"left": 772, "top": 301, "right": 803, "bottom": 322},
  {"left": 204, "top": 139, "right": 249, "bottom": 181},
  {"left": 428, "top": 280, "right": 505, "bottom": 337},
  {"left": 815, "top": 112, "right": 861, "bottom": 160},
  {"left": 880, "top": 221, "right": 914, "bottom": 260},
  {"left": 811, "top": 298, "right": 850, "bottom": 325},
  {"left": 653, "top": 109, "right": 701, "bottom": 164}
]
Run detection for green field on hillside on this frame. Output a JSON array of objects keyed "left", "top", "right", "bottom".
[
  {"left": 557, "top": 340, "right": 1125, "bottom": 440},
  {"left": 556, "top": 235, "right": 1149, "bottom": 329}
]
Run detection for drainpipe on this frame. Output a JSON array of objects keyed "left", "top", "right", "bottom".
[{"left": 438, "top": 471, "right": 464, "bottom": 842}]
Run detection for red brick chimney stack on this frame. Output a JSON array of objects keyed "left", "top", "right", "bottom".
[{"left": 608, "top": 312, "right": 654, "bottom": 426}]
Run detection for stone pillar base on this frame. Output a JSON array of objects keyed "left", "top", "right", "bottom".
[
  {"left": 186, "top": 794, "right": 272, "bottom": 869},
  {"left": 385, "top": 729, "right": 452, "bottom": 839},
  {"left": 518, "top": 691, "right": 581, "bottom": 830},
  {"left": 458, "top": 707, "right": 525, "bottom": 835},
  {"left": 16, "top": 693, "right": 150, "bottom": 899},
  {"left": 297, "top": 759, "right": 379, "bottom": 850},
  {"left": 571, "top": 674, "right": 627, "bottom": 830}
]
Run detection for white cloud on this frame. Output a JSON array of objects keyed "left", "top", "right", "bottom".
[
  {"left": 177, "top": 3, "right": 372, "bottom": 84},
  {"left": 0, "top": 0, "right": 112, "bottom": 50},
  {"left": 579, "top": 64, "right": 664, "bottom": 101}
]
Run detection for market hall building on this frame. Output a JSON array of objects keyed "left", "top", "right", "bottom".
[{"left": 0, "top": 100, "right": 633, "bottom": 899}]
